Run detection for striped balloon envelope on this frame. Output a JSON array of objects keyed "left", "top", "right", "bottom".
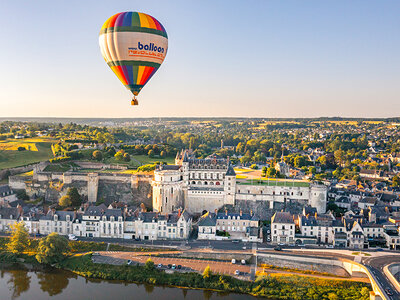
[{"left": 99, "top": 12, "right": 168, "bottom": 105}]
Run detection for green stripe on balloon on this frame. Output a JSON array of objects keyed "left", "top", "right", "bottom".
[
  {"left": 99, "top": 26, "right": 168, "bottom": 38},
  {"left": 108, "top": 61, "right": 161, "bottom": 68}
]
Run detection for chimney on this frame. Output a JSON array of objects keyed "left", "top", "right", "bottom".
[
  {"left": 240, "top": 209, "right": 242, "bottom": 217},
  {"left": 250, "top": 210, "right": 253, "bottom": 216},
  {"left": 178, "top": 208, "right": 181, "bottom": 218},
  {"left": 17, "top": 204, "right": 23, "bottom": 217},
  {"left": 214, "top": 209, "right": 218, "bottom": 215},
  {"left": 225, "top": 209, "right": 228, "bottom": 216}
]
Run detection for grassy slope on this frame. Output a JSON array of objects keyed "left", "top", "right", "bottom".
[{"left": 0, "top": 142, "right": 53, "bottom": 170}]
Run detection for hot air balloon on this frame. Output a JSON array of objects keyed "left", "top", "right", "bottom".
[{"left": 99, "top": 12, "right": 168, "bottom": 105}]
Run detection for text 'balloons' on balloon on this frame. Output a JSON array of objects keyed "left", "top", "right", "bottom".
[{"left": 99, "top": 12, "right": 168, "bottom": 106}]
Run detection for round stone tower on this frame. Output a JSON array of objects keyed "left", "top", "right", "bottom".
[
  {"left": 152, "top": 165, "right": 184, "bottom": 213},
  {"left": 309, "top": 184, "right": 328, "bottom": 213}
]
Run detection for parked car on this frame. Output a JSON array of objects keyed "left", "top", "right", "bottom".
[
  {"left": 92, "top": 252, "right": 100, "bottom": 256},
  {"left": 157, "top": 263, "right": 163, "bottom": 268},
  {"left": 241, "top": 259, "right": 246, "bottom": 265},
  {"left": 172, "top": 264, "right": 176, "bottom": 270},
  {"left": 68, "top": 234, "right": 78, "bottom": 241},
  {"left": 231, "top": 259, "right": 236, "bottom": 264},
  {"left": 274, "top": 246, "right": 282, "bottom": 251},
  {"left": 232, "top": 240, "right": 239, "bottom": 243},
  {"left": 127, "top": 260, "right": 133, "bottom": 265},
  {"left": 177, "top": 265, "right": 182, "bottom": 269},
  {"left": 385, "top": 288, "right": 393, "bottom": 296},
  {"left": 167, "top": 264, "right": 172, "bottom": 269},
  {"left": 235, "top": 270, "right": 240, "bottom": 276}
]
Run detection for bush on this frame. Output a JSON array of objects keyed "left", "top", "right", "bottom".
[{"left": 50, "top": 156, "right": 72, "bottom": 163}]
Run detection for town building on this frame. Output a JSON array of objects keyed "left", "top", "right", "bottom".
[{"left": 271, "top": 212, "right": 295, "bottom": 245}]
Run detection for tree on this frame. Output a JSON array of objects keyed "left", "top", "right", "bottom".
[
  {"left": 203, "top": 265, "right": 212, "bottom": 279},
  {"left": 294, "top": 156, "right": 307, "bottom": 168},
  {"left": 58, "top": 195, "right": 72, "bottom": 207},
  {"left": 266, "top": 167, "right": 277, "bottom": 178},
  {"left": 393, "top": 175, "right": 400, "bottom": 187},
  {"left": 148, "top": 149, "right": 155, "bottom": 157},
  {"left": 114, "top": 150, "right": 124, "bottom": 161},
  {"left": 160, "top": 150, "right": 166, "bottom": 158},
  {"left": 144, "top": 258, "right": 155, "bottom": 271},
  {"left": 36, "top": 233, "right": 69, "bottom": 264},
  {"left": 66, "top": 187, "right": 81, "bottom": 207},
  {"left": 309, "top": 166, "right": 316, "bottom": 175},
  {"left": 261, "top": 166, "right": 267, "bottom": 177},
  {"left": 92, "top": 150, "right": 103, "bottom": 161},
  {"left": 7, "top": 222, "right": 29, "bottom": 254},
  {"left": 123, "top": 153, "right": 131, "bottom": 162}
]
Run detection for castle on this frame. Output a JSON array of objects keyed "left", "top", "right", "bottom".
[{"left": 152, "top": 150, "right": 327, "bottom": 214}]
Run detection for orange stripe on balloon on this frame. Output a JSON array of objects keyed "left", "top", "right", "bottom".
[
  {"left": 111, "top": 66, "right": 128, "bottom": 85},
  {"left": 108, "top": 13, "right": 121, "bottom": 28},
  {"left": 140, "top": 66, "right": 154, "bottom": 85},
  {"left": 146, "top": 14, "right": 157, "bottom": 29}
]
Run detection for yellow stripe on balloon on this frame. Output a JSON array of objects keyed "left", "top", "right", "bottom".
[
  {"left": 138, "top": 13, "right": 150, "bottom": 28},
  {"left": 137, "top": 66, "right": 145, "bottom": 85}
]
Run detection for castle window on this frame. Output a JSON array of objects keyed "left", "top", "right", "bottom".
[
  {"left": 216, "top": 182, "right": 220, "bottom": 185},
  {"left": 171, "top": 187, "right": 173, "bottom": 193},
  {"left": 192, "top": 181, "right": 195, "bottom": 184},
  {"left": 165, "top": 197, "right": 167, "bottom": 204}
]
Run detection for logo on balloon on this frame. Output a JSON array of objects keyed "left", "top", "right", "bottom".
[{"left": 138, "top": 42, "right": 164, "bottom": 53}]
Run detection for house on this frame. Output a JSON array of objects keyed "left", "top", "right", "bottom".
[
  {"left": 271, "top": 212, "right": 295, "bottom": 245},
  {"left": 39, "top": 210, "right": 77, "bottom": 236},
  {"left": 216, "top": 210, "right": 259, "bottom": 240},
  {"left": 358, "top": 197, "right": 377, "bottom": 210},
  {"left": 0, "top": 185, "right": 17, "bottom": 206},
  {"left": 0, "top": 207, "right": 20, "bottom": 232},
  {"left": 197, "top": 213, "right": 217, "bottom": 240},
  {"left": 335, "top": 196, "right": 351, "bottom": 210}
]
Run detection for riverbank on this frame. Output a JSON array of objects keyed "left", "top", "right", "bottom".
[
  {"left": 0, "top": 236, "right": 372, "bottom": 299},
  {"left": 58, "top": 253, "right": 370, "bottom": 299}
]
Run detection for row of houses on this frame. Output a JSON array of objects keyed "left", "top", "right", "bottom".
[
  {"left": 197, "top": 210, "right": 261, "bottom": 242},
  {"left": 271, "top": 206, "right": 400, "bottom": 250},
  {"left": 0, "top": 204, "right": 192, "bottom": 241}
]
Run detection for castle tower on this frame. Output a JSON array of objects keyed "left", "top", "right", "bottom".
[
  {"left": 309, "top": 184, "right": 328, "bottom": 213},
  {"left": 152, "top": 165, "right": 184, "bottom": 213},
  {"left": 224, "top": 164, "right": 236, "bottom": 205}
]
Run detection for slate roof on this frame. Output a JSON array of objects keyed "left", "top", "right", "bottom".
[
  {"left": 0, "top": 207, "right": 20, "bottom": 219},
  {"left": 226, "top": 165, "right": 236, "bottom": 176},
  {"left": 0, "top": 185, "right": 13, "bottom": 197},
  {"left": 198, "top": 213, "right": 216, "bottom": 227},
  {"left": 272, "top": 212, "right": 294, "bottom": 224}
]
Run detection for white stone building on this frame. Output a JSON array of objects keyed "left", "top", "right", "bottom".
[
  {"left": 271, "top": 212, "right": 295, "bottom": 245},
  {"left": 152, "top": 150, "right": 328, "bottom": 214}
]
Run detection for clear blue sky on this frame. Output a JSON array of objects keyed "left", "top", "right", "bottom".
[{"left": 0, "top": 1, "right": 399, "bottom": 118}]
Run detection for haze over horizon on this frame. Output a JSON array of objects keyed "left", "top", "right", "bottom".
[{"left": 1, "top": 0, "right": 399, "bottom": 118}]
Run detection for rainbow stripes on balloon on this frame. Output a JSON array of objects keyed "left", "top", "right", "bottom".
[{"left": 99, "top": 12, "right": 168, "bottom": 105}]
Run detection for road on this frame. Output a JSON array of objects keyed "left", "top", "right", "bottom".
[{"left": 363, "top": 255, "right": 400, "bottom": 300}]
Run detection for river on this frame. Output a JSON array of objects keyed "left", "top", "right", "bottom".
[{"left": 0, "top": 267, "right": 262, "bottom": 300}]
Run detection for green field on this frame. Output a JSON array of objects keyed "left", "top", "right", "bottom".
[
  {"left": 237, "top": 179, "right": 310, "bottom": 187},
  {"left": 0, "top": 142, "right": 53, "bottom": 170}
]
